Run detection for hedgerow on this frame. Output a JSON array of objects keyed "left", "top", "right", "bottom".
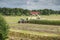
[{"left": 0, "top": 14, "right": 9, "bottom": 40}]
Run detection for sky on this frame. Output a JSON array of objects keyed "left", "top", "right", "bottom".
[{"left": 0, "top": 0, "right": 60, "bottom": 10}]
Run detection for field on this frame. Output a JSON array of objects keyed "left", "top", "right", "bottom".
[
  {"left": 4, "top": 15, "right": 60, "bottom": 23},
  {"left": 4, "top": 15, "right": 60, "bottom": 40}
]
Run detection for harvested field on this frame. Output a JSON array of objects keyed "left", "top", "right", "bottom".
[
  {"left": 4, "top": 15, "right": 60, "bottom": 40},
  {"left": 9, "top": 23, "right": 60, "bottom": 34}
]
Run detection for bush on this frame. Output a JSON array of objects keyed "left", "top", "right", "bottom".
[
  {"left": 0, "top": 14, "right": 9, "bottom": 40},
  {"left": 28, "top": 19, "right": 60, "bottom": 25}
]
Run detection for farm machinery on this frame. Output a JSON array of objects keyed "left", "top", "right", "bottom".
[{"left": 18, "top": 11, "right": 41, "bottom": 23}]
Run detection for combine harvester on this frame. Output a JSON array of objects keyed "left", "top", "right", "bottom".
[{"left": 18, "top": 11, "right": 41, "bottom": 23}]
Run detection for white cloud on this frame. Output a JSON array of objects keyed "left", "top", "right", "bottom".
[{"left": 0, "top": 0, "right": 60, "bottom": 10}]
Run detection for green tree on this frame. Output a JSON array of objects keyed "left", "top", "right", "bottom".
[
  {"left": 23, "top": 9, "right": 30, "bottom": 16},
  {"left": 0, "top": 14, "right": 9, "bottom": 40}
]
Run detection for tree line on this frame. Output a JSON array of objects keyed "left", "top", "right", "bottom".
[{"left": 0, "top": 7, "right": 60, "bottom": 16}]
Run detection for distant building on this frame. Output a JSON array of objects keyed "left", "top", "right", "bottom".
[
  {"left": 30, "top": 11, "right": 40, "bottom": 15},
  {"left": 30, "top": 11, "right": 41, "bottom": 19}
]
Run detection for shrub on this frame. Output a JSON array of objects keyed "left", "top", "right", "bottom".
[
  {"left": 28, "top": 19, "right": 60, "bottom": 25},
  {"left": 0, "top": 14, "right": 9, "bottom": 40}
]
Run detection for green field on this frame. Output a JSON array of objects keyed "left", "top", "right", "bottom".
[
  {"left": 4, "top": 15, "right": 60, "bottom": 40},
  {"left": 4, "top": 15, "right": 60, "bottom": 23}
]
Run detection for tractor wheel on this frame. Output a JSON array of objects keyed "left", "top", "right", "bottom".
[{"left": 18, "top": 21, "right": 20, "bottom": 23}]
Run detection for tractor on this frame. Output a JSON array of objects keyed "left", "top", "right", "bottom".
[{"left": 18, "top": 11, "right": 41, "bottom": 23}]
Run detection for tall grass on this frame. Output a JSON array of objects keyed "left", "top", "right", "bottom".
[{"left": 28, "top": 20, "right": 60, "bottom": 25}]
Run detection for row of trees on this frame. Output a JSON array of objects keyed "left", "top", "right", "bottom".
[
  {"left": 0, "top": 7, "right": 60, "bottom": 16},
  {"left": 38, "top": 9, "right": 60, "bottom": 15}
]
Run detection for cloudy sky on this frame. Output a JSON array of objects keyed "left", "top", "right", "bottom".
[{"left": 0, "top": 0, "right": 60, "bottom": 10}]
